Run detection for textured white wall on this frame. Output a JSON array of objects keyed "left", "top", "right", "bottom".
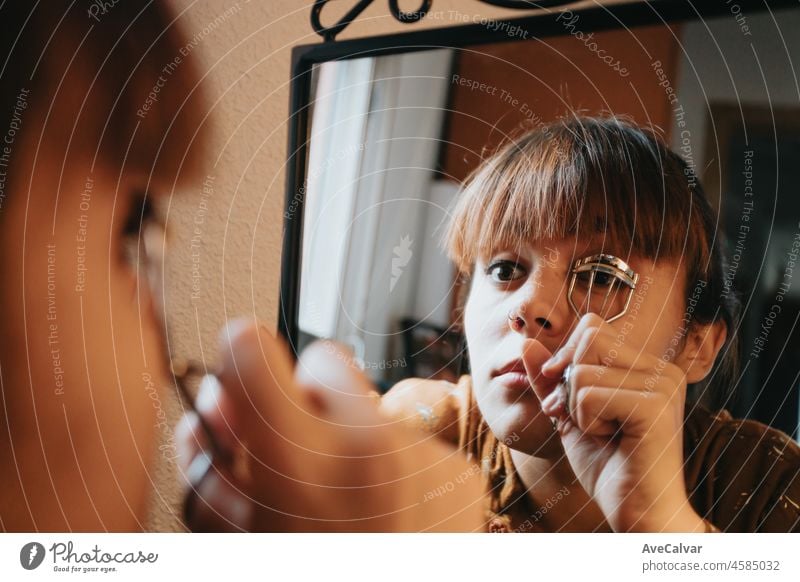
[{"left": 147, "top": 0, "right": 608, "bottom": 531}]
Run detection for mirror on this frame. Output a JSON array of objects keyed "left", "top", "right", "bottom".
[{"left": 284, "top": 3, "right": 800, "bottom": 437}]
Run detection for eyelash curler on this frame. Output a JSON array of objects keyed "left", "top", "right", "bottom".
[
  {"left": 566, "top": 254, "right": 639, "bottom": 324},
  {"left": 560, "top": 254, "right": 639, "bottom": 419}
]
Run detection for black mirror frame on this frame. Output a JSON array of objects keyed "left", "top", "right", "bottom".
[{"left": 278, "top": 0, "right": 794, "bottom": 352}]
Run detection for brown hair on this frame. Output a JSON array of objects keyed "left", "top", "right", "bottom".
[
  {"left": 445, "top": 116, "right": 740, "bottom": 410},
  {"left": 0, "top": 1, "right": 208, "bottom": 193}
]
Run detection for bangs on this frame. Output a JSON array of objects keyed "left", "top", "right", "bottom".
[{"left": 445, "top": 116, "right": 707, "bottom": 274}]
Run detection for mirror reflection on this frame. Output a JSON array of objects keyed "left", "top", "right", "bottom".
[{"left": 297, "top": 7, "right": 800, "bottom": 441}]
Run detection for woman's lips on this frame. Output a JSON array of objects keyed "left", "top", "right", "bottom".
[
  {"left": 495, "top": 370, "right": 532, "bottom": 390},
  {"left": 492, "top": 360, "right": 532, "bottom": 390}
]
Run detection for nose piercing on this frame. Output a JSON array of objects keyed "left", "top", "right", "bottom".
[{"left": 508, "top": 309, "right": 524, "bottom": 331}]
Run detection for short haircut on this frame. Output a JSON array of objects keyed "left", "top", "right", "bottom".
[{"left": 445, "top": 115, "right": 740, "bottom": 410}]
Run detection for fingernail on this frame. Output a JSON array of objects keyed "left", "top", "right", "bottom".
[
  {"left": 223, "top": 318, "right": 255, "bottom": 342},
  {"left": 541, "top": 360, "right": 562, "bottom": 380},
  {"left": 196, "top": 374, "right": 222, "bottom": 415},
  {"left": 540, "top": 390, "right": 560, "bottom": 414},
  {"left": 542, "top": 350, "right": 561, "bottom": 370}
]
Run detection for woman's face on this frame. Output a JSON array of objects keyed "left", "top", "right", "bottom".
[
  {"left": 463, "top": 237, "right": 691, "bottom": 456},
  {"left": 0, "top": 147, "right": 170, "bottom": 530}
]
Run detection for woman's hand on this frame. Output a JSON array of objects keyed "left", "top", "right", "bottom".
[
  {"left": 522, "top": 313, "right": 706, "bottom": 532},
  {"left": 175, "top": 319, "right": 485, "bottom": 532}
]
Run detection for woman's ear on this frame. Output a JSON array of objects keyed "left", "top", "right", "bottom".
[{"left": 673, "top": 320, "right": 727, "bottom": 383}]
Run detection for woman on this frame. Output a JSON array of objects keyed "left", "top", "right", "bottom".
[
  {"left": 181, "top": 116, "right": 800, "bottom": 532},
  {"left": 389, "top": 116, "right": 800, "bottom": 532},
  {"left": 0, "top": 1, "right": 481, "bottom": 532},
  {"left": 0, "top": 0, "right": 209, "bottom": 531}
]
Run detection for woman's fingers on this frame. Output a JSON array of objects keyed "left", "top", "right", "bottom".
[
  {"left": 175, "top": 411, "right": 253, "bottom": 532},
  {"left": 182, "top": 453, "right": 254, "bottom": 532},
  {"left": 294, "top": 340, "right": 382, "bottom": 431},
  {"left": 541, "top": 314, "right": 662, "bottom": 378},
  {"left": 540, "top": 313, "right": 603, "bottom": 377},
  {"left": 194, "top": 373, "right": 239, "bottom": 453},
  {"left": 216, "top": 318, "right": 308, "bottom": 443},
  {"left": 176, "top": 320, "right": 393, "bottom": 531},
  {"left": 522, "top": 338, "right": 559, "bottom": 404},
  {"left": 571, "top": 386, "right": 666, "bottom": 438},
  {"left": 175, "top": 411, "right": 202, "bottom": 475},
  {"left": 174, "top": 319, "right": 311, "bottom": 531},
  {"left": 213, "top": 320, "right": 392, "bottom": 529},
  {"left": 175, "top": 320, "right": 485, "bottom": 532},
  {"left": 548, "top": 364, "right": 675, "bottom": 414},
  {"left": 544, "top": 376, "right": 678, "bottom": 439}
]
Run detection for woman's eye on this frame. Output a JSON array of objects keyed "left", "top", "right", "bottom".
[
  {"left": 122, "top": 194, "right": 154, "bottom": 237},
  {"left": 486, "top": 260, "right": 526, "bottom": 283},
  {"left": 576, "top": 269, "right": 616, "bottom": 287},
  {"left": 121, "top": 193, "right": 162, "bottom": 267}
]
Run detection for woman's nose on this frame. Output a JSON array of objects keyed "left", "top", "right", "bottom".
[{"left": 507, "top": 266, "right": 569, "bottom": 336}]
